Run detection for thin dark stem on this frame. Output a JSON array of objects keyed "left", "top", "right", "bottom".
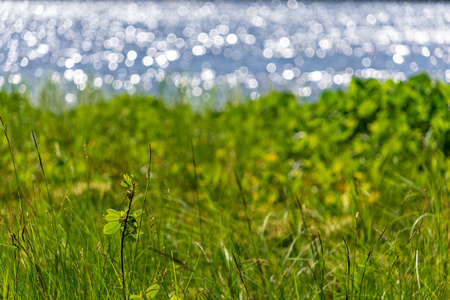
[
  {"left": 232, "top": 252, "right": 250, "bottom": 300},
  {"left": 32, "top": 131, "right": 63, "bottom": 295},
  {"left": 1, "top": 115, "right": 24, "bottom": 298},
  {"left": 358, "top": 224, "right": 388, "bottom": 300},
  {"left": 32, "top": 132, "right": 59, "bottom": 238},
  {"left": 121, "top": 183, "right": 136, "bottom": 300},
  {"left": 234, "top": 169, "right": 251, "bottom": 233},
  {"left": 317, "top": 232, "right": 325, "bottom": 299},
  {"left": 0, "top": 116, "right": 24, "bottom": 223},
  {"left": 191, "top": 141, "right": 203, "bottom": 245},
  {"left": 343, "top": 237, "right": 351, "bottom": 300}
]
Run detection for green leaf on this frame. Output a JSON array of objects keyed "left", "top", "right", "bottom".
[
  {"left": 130, "top": 295, "right": 142, "bottom": 300},
  {"left": 121, "top": 182, "right": 129, "bottom": 188},
  {"left": 132, "top": 209, "right": 143, "bottom": 218},
  {"left": 146, "top": 284, "right": 160, "bottom": 299},
  {"left": 107, "top": 209, "right": 121, "bottom": 216},
  {"left": 105, "top": 214, "right": 120, "bottom": 221},
  {"left": 123, "top": 173, "right": 133, "bottom": 186},
  {"left": 169, "top": 296, "right": 181, "bottom": 300},
  {"left": 103, "top": 221, "right": 121, "bottom": 235}
]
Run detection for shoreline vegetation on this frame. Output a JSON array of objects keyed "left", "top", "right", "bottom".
[{"left": 0, "top": 73, "right": 449, "bottom": 298}]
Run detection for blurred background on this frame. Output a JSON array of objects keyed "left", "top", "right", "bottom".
[{"left": 1, "top": 0, "right": 449, "bottom": 102}]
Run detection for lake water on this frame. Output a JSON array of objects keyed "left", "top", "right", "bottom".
[{"left": 1, "top": 1, "right": 450, "bottom": 102}]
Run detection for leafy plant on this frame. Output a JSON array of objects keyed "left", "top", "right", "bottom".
[
  {"left": 103, "top": 174, "right": 159, "bottom": 299},
  {"left": 103, "top": 175, "right": 142, "bottom": 240},
  {"left": 103, "top": 208, "right": 143, "bottom": 240}
]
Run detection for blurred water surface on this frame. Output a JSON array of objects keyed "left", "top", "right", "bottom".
[{"left": 1, "top": 1, "right": 450, "bottom": 102}]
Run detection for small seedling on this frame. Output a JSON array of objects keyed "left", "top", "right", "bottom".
[
  {"left": 103, "top": 174, "right": 143, "bottom": 239},
  {"left": 103, "top": 174, "right": 159, "bottom": 300}
]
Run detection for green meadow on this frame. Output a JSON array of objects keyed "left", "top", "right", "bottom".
[{"left": 0, "top": 73, "right": 449, "bottom": 299}]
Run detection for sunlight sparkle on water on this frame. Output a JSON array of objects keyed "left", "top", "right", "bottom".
[{"left": 0, "top": 1, "right": 450, "bottom": 100}]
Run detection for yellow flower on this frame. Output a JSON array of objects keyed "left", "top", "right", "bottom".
[{"left": 264, "top": 152, "right": 278, "bottom": 162}]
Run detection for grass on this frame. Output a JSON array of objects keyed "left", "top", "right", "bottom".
[{"left": 0, "top": 73, "right": 449, "bottom": 299}]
